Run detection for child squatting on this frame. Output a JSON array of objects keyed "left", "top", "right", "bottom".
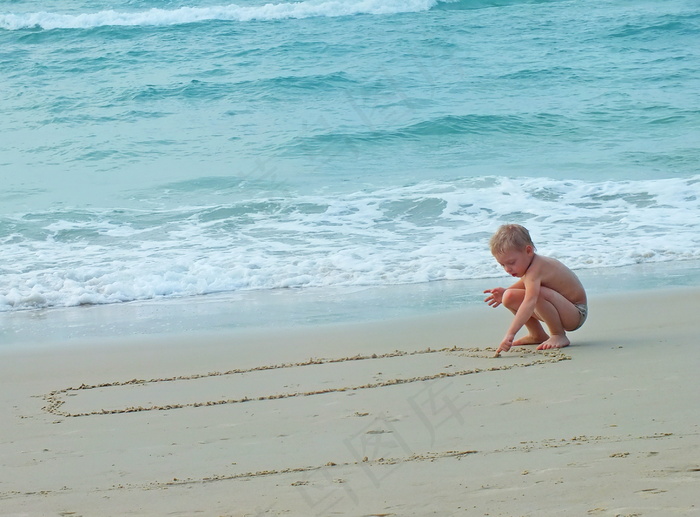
[{"left": 484, "top": 224, "right": 587, "bottom": 356}]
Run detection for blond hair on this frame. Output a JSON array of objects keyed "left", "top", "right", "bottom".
[{"left": 489, "top": 224, "right": 536, "bottom": 255}]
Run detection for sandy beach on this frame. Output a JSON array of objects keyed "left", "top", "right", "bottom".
[{"left": 1, "top": 287, "right": 698, "bottom": 517}]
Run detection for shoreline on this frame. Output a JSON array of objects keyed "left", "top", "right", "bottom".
[
  {"left": 1, "top": 286, "right": 698, "bottom": 515},
  {"left": 3, "top": 259, "right": 700, "bottom": 349}
]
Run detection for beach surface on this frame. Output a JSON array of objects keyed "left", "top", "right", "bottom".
[{"left": 1, "top": 287, "right": 698, "bottom": 517}]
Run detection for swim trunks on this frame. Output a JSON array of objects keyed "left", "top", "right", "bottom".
[{"left": 573, "top": 302, "right": 588, "bottom": 330}]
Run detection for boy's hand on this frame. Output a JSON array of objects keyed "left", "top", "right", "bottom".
[
  {"left": 484, "top": 287, "right": 506, "bottom": 307},
  {"left": 496, "top": 334, "right": 515, "bottom": 355}
]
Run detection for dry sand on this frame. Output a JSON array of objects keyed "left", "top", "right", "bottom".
[{"left": 1, "top": 287, "right": 698, "bottom": 516}]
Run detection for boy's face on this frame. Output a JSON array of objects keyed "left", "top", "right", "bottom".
[{"left": 493, "top": 246, "right": 534, "bottom": 278}]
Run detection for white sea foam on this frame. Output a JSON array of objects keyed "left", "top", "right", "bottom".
[
  {"left": 0, "top": 0, "right": 440, "bottom": 30},
  {"left": 1, "top": 175, "right": 699, "bottom": 312}
]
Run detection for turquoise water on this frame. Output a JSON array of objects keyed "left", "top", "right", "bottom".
[{"left": 1, "top": 0, "right": 700, "bottom": 319}]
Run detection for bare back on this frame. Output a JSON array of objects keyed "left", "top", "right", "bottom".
[{"left": 524, "top": 254, "right": 586, "bottom": 306}]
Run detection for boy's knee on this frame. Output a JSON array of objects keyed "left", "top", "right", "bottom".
[{"left": 502, "top": 288, "right": 521, "bottom": 309}]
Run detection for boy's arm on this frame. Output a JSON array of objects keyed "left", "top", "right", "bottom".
[{"left": 498, "top": 276, "right": 541, "bottom": 353}]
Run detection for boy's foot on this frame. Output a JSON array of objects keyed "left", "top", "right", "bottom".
[
  {"left": 537, "top": 335, "right": 570, "bottom": 350},
  {"left": 513, "top": 333, "right": 549, "bottom": 346}
]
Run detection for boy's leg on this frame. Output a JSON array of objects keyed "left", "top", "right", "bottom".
[
  {"left": 532, "top": 287, "right": 582, "bottom": 349},
  {"left": 502, "top": 287, "right": 582, "bottom": 349},
  {"left": 501, "top": 289, "right": 550, "bottom": 346}
]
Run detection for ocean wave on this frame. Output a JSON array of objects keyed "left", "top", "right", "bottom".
[
  {"left": 610, "top": 14, "right": 700, "bottom": 39},
  {"left": 285, "top": 113, "right": 576, "bottom": 152},
  {"left": 434, "top": 0, "right": 556, "bottom": 10},
  {"left": 1, "top": 175, "right": 699, "bottom": 312},
  {"left": 111, "top": 72, "right": 356, "bottom": 106},
  {"left": 0, "top": 0, "right": 440, "bottom": 30}
]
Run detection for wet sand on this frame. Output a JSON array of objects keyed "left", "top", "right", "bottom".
[{"left": 1, "top": 287, "right": 698, "bottom": 516}]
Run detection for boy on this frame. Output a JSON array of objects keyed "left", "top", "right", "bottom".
[{"left": 484, "top": 224, "right": 587, "bottom": 355}]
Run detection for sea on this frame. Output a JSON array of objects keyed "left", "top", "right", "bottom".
[{"left": 1, "top": 0, "right": 700, "bottom": 344}]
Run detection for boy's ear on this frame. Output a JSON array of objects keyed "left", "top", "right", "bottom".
[{"left": 525, "top": 245, "right": 534, "bottom": 255}]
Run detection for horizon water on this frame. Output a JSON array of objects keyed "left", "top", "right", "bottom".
[{"left": 1, "top": 0, "right": 700, "bottom": 345}]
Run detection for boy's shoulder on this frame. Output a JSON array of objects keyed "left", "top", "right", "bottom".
[
  {"left": 535, "top": 254, "right": 562, "bottom": 267},
  {"left": 529, "top": 254, "right": 585, "bottom": 299},
  {"left": 529, "top": 254, "right": 574, "bottom": 277}
]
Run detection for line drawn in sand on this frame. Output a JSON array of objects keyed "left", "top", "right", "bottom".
[{"left": 42, "top": 347, "right": 570, "bottom": 417}]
